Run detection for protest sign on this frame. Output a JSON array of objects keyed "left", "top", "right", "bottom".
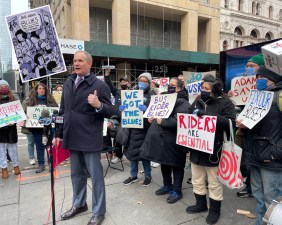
[
  {"left": 182, "top": 71, "right": 216, "bottom": 85},
  {"left": 152, "top": 78, "right": 169, "bottom": 93},
  {"left": 143, "top": 93, "right": 177, "bottom": 118},
  {"left": 186, "top": 81, "right": 202, "bottom": 104},
  {"left": 177, "top": 113, "right": 217, "bottom": 154},
  {"left": 237, "top": 90, "right": 274, "bottom": 129},
  {"left": 121, "top": 90, "right": 143, "bottom": 128},
  {"left": 0, "top": 100, "right": 27, "bottom": 128},
  {"left": 26, "top": 106, "right": 59, "bottom": 128},
  {"left": 52, "top": 91, "right": 62, "bottom": 106},
  {"left": 230, "top": 75, "right": 256, "bottom": 105},
  {"left": 103, "top": 118, "right": 108, "bottom": 136},
  {"left": 262, "top": 40, "right": 282, "bottom": 75},
  {"left": 6, "top": 5, "right": 66, "bottom": 83}
]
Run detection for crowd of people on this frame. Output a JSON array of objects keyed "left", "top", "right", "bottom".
[{"left": 1, "top": 50, "right": 282, "bottom": 225}]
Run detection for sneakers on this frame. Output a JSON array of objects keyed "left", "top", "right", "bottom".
[
  {"left": 111, "top": 156, "right": 121, "bottom": 164},
  {"left": 155, "top": 186, "right": 173, "bottom": 196},
  {"left": 143, "top": 177, "right": 152, "bottom": 186},
  {"left": 123, "top": 177, "right": 138, "bottom": 185},
  {"left": 35, "top": 165, "right": 45, "bottom": 173},
  {"left": 29, "top": 158, "right": 36, "bottom": 165},
  {"left": 237, "top": 186, "right": 253, "bottom": 198},
  {"left": 152, "top": 162, "right": 160, "bottom": 168},
  {"left": 167, "top": 191, "right": 183, "bottom": 204}
]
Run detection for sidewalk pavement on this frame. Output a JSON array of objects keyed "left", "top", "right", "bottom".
[{"left": 0, "top": 128, "right": 256, "bottom": 225}]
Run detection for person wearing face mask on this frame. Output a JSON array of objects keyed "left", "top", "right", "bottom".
[
  {"left": 104, "top": 69, "right": 131, "bottom": 163},
  {"left": 140, "top": 77, "right": 190, "bottom": 204},
  {"left": 0, "top": 80, "right": 21, "bottom": 179},
  {"left": 186, "top": 75, "right": 236, "bottom": 225},
  {"left": 236, "top": 66, "right": 282, "bottom": 225},
  {"left": 22, "top": 83, "right": 58, "bottom": 173},
  {"left": 119, "top": 72, "right": 155, "bottom": 186}
]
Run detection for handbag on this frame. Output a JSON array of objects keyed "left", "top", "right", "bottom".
[
  {"left": 115, "top": 126, "right": 129, "bottom": 146},
  {"left": 216, "top": 119, "right": 244, "bottom": 189}
]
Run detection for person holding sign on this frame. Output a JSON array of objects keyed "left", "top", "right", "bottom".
[
  {"left": 120, "top": 72, "right": 155, "bottom": 187},
  {"left": 140, "top": 77, "right": 190, "bottom": 204},
  {"left": 236, "top": 66, "right": 282, "bottom": 225},
  {"left": 0, "top": 80, "right": 21, "bottom": 179},
  {"left": 186, "top": 75, "right": 236, "bottom": 225},
  {"left": 22, "top": 83, "right": 58, "bottom": 173},
  {"left": 55, "top": 51, "right": 113, "bottom": 225}
]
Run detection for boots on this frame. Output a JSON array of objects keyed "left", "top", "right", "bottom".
[
  {"left": 14, "top": 166, "right": 21, "bottom": 175},
  {"left": 206, "top": 198, "right": 221, "bottom": 224},
  {"left": 186, "top": 193, "right": 208, "bottom": 214},
  {"left": 2, "top": 168, "right": 9, "bottom": 179}
]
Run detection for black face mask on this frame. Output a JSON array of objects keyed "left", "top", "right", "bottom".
[
  {"left": 201, "top": 91, "right": 212, "bottom": 102},
  {"left": 168, "top": 85, "right": 176, "bottom": 93},
  {"left": 120, "top": 84, "right": 128, "bottom": 90}
]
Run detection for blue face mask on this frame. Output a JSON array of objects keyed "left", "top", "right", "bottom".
[
  {"left": 138, "top": 82, "right": 148, "bottom": 90},
  {"left": 245, "top": 67, "right": 256, "bottom": 76},
  {"left": 256, "top": 78, "right": 268, "bottom": 91},
  {"left": 201, "top": 91, "right": 212, "bottom": 102}
]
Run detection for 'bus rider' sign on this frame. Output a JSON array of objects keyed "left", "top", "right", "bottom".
[
  {"left": 143, "top": 93, "right": 177, "bottom": 118},
  {"left": 237, "top": 90, "right": 274, "bottom": 129},
  {"left": 121, "top": 90, "right": 143, "bottom": 128}
]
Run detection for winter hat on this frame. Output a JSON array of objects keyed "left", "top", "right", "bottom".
[
  {"left": 256, "top": 66, "right": 282, "bottom": 83},
  {"left": 248, "top": 54, "right": 265, "bottom": 66},
  {"left": 138, "top": 72, "right": 152, "bottom": 83},
  {"left": 0, "top": 80, "right": 9, "bottom": 87}
]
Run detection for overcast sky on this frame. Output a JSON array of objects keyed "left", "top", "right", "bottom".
[{"left": 11, "top": 0, "right": 29, "bottom": 69}]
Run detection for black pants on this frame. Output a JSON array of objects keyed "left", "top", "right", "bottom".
[{"left": 161, "top": 164, "right": 184, "bottom": 193}]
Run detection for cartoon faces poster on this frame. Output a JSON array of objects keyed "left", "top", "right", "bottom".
[{"left": 6, "top": 5, "right": 66, "bottom": 83}]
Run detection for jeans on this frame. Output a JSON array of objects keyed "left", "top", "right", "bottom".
[
  {"left": 26, "top": 133, "right": 35, "bottom": 160},
  {"left": 130, "top": 160, "right": 151, "bottom": 178},
  {"left": 33, "top": 133, "right": 48, "bottom": 166},
  {"left": 250, "top": 166, "right": 282, "bottom": 225}
]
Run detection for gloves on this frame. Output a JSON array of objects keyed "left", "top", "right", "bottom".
[
  {"left": 197, "top": 110, "right": 208, "bottom": 117},
  {"left": 139, "top": 104, "right": 147, "bottom": 111},
  {"left": 119, "top": 105, "right": 127, "bottom": 112}
]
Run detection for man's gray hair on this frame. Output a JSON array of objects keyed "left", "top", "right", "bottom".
[{"left": 75, "top": 50, "right": 93, "bottom": 63}]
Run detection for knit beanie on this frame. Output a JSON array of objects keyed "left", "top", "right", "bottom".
[
  {"left": 0, "top": 80, "right": 9, "bottom": 86},
  {"left": 138, "top": 72, "right": 152, "bottom": 83},
  {"left": 248, "top": 54, "right": 265, "bottom": 66},
  {"left": 256, "top": 66, "right": 282, "bottom": 83}
]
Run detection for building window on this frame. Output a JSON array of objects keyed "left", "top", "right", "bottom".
[
  {"left": 265, "top": 32, "right": 273, "bottom": 40},
  {"left": 224, "top": 0, "right": 228, "bottom": 8},
  {"left": 256, "top": 3, "right": 261, "bottom": 16},
  {"left": 238, "top": 0, "right": 243, "bottom": 11},
  {"left": 252, "top": 2, "right": 256, "bottom": 14},
  {"left": 280, "top": 10, "right": 282, "bottom": 21},
  {"left": 250, "top": 30, "right": 257, "bottom": 38},
  {"left": 223, "top": 40, "right": 228, "bottom": 50},
  {"left": 269, "top": 6, "right": 273, "bottom": 19},
  {"left": 234, "top": 27, "right": 243, "bottom": 36}
]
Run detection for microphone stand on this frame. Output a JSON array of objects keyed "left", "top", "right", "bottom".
[{"left": 45, "top": 124, "right": 56, "bottom": 225}]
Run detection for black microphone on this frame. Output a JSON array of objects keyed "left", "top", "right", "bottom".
[{"left": 41, "top": 109, "right": 51, "bottom": 145}]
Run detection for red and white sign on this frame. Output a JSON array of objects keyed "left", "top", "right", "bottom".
[
  {"left": 230, "top": 75, "right": 256, "bottom": 105},
  {"left": 176, "top": 113, "right": 217, "bottom": 154},
  {"left": 262, "top": 40, "right": 282, "bottom": 76}
]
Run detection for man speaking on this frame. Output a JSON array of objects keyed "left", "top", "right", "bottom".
[{"left": 55, "top": 50, "right": 112, "bottom": 225}]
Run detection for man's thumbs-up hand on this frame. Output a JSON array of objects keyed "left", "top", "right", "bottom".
[{"left": 88, "top": 90, "right": 102, "bottom": 109}]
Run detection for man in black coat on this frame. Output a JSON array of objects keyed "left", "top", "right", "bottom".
[{"left": 55, "top": 51, "right": 113, "bottom": 225}]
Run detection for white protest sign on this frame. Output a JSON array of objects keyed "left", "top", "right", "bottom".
[
  {"left": 121, "top": 90, "right": 143, "bottom": 128},
  {"left": 230, "top": 75, "right": 256, "bottom": 105},
  {"left": 182, "top": 71, "right": 216, "bottom": 86},
  {"left": 6, "top": 5, "right": 67, "bottom": 83},
  {"left": 152, "top": 78, "right": 169, "bottom": 93},
  {"left": 103, "top": 118, "right": 108, "bottom": 136},
  {"left": 186, "top": 81, "right": 202, "bottom": 104},
  {"left": 177, "top": 113, "right": 217, "bottom": 154},
  {"left": 262, "top": 40, "right": 282, "bottom": 75},
  {"left": 237, "top": 90, "right": 274, "bottom": 129},
  {"left": 0, "top": 100, "right": 27, "bottom": 128},
  {"left": 143, "top": 93, "right": 177, "bottom": 118},
  {"left": 26, "top": 106, "right": 59, "bottom": 128}
]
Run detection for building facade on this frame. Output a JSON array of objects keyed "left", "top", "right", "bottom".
[
  {"left": 220, "top": 0, "right": 282, "bottom": 51},
  {"left": 0, "top": 0, "right": 12, "bottom": 77},
  {"left": 29, "top": 0, "right": 221, "bottom": 81}
]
